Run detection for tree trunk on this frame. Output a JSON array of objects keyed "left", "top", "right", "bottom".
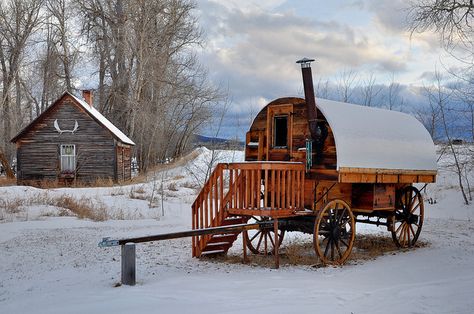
[{"left": 0, "top": 150, "right": 15, "bottom": 179}]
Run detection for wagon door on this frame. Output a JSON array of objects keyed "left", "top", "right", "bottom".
[{"left": 266, "top": 104, "right": 293, "bottom": 161}]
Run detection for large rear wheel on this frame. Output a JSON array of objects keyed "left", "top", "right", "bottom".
[
  {"left": 314, "top": 200, "right": 355, "bottom": 265},
  {"left": 391, "top": 186, "right": 424, "bottom": 248}
]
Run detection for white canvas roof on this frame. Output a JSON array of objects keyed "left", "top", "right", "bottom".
[
  {"left": 68, "top": 92, "right": 135, "bottom": 146},
  {"left": 316, "top": 98, "right": 437, "bottom": 171}
]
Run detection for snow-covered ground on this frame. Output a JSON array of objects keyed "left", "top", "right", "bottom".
[{"left": 1, "top": 147, "right": 473, "bottom": 314}]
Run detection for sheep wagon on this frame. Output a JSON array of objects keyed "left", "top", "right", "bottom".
[{"left": 191, "top": 58, "right": 437, "bottom": 265}]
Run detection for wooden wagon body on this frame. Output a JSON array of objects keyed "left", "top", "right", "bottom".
[{"left": 192, "top": 59, "right": 437, "bottom": 264}]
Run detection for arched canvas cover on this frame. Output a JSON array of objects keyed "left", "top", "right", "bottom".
[{"left": 316, "top": 98, "right": 437, "bottom": 172}]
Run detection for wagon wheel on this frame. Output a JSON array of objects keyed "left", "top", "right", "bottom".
[
  {"left": 391, "top": 186, "right": 424, "bottom": 248},
  {"left": 244, "top": 216, "right": 285, "bottom": 255},
  {"left": 314, "top": 200, "right": 355, "bottom": 265}
]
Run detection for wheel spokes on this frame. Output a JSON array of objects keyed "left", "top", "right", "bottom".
[
  {"left": 315, "top": 200, "right": 355, "bottom": 265},
  {"left": 324, "top": 237, "right": 331, "bottom": 257},
  {"left": 268, "top": 232, "right": 276, "bottom": 247},
  {"left": 392, "top": 186, "right": 424, "bottom": 248},
  {"left": 249, "top": 230, "right": 262, "bottom": 242},
  {"left": 256, "top": 231, "right": 264, "bottom": 252}
]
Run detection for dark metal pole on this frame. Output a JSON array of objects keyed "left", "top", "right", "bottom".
[
  {"left": 296, "top": 58, "right": 319, "bottom": 141},
  {"left": 121, "top": 243, "right": 136, "bottom": 286}
]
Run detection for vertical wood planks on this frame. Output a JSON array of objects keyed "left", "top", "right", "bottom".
[
  {"left": 191, "top": 162, "right": 306, "bottom": 256},
  {"left": 282, "top": 170, "right": 286, "bottom": 209},
  {"left": 219, "top": 166, "right": 224, "bottom": 222}
]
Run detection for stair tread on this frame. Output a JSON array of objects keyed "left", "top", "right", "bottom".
[
  {"left": 200, "top": 249, "right": 226, "bottom": 256},
  {"left": 205, "top": 241, "right": 232, "bottom": 246},
  {"left": 208, "top": 235, "right": 238, "bottom": 242},
  {"left": 222, "top": 217, "right": 249, "bottom": 225}
]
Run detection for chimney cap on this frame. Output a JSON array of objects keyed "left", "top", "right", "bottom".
[{"left": 296, "top": 57, "right": 315, "bottom": 68}]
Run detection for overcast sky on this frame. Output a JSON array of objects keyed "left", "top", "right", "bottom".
[{"left": 194, "top": 0, "right": 452, "bottom": 138}]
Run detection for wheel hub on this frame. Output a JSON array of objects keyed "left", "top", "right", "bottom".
[
  {"left": 408, "top": 214, "right": 419, "bottom": 225},
  {"left": 331, "top": 225, "right": 341, "bottom": 240}
]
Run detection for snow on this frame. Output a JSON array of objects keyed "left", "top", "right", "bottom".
[
  {"left": 1, "top": 147, "right": 473, "bottom": 314},
  {"left": 316, "top": 98, "right": 438, "bottom": 171},
  {"left": 68, "top": 92, "right": 135, "bottom": 146}
]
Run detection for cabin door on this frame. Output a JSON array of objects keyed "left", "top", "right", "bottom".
[{"left": 266, "top": 104, "right": 293, "bottom": 161}]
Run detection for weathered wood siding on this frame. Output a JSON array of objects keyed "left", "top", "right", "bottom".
[
  {"left": 245, "top": 97, "right": 338, "bottom": 180},
  {"left": 16, "top": 94, "right": 120, "bottom": 184},
  {"left": 245, "top": 97, "right": 340, "bottom": 208},
  {"left": 116, "top": 145, "right": 132, "bottom": 181}
]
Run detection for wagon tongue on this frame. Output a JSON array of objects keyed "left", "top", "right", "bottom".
[{"left": 296, "top": 57, "right": 320, "bottom": 141}]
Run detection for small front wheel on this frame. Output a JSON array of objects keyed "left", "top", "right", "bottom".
[
  {"left": 244, "top": 216, "right": 285, "bottom": 255},
  {"left": 314, "top": 200, "right": 355, "bottom": 265}
]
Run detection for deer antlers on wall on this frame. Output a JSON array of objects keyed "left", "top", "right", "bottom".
[{"left": 54, "top": 119, "right": 79, "bottom": 134}]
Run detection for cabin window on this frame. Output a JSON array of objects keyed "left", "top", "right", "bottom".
[
  {"left": 273, "top": 116, "right": 288, "bottom": 148},
  {"left": 60, "top": 144, "right": 76, "bottom": 173}
]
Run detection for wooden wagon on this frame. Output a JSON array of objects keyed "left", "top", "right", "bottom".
[{"left": 192, "top": 58, "right": 437, "bottom": 265}]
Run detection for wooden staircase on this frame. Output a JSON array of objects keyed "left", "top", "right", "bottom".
[
  {"left": 198, "top": 216, "right": 249, "bottom": 256},
  {"left": 192, "top": 162, "right": 306, "bottom": 257}
]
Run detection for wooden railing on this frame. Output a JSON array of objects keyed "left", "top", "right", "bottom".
[{"left": 192, "top": 162, "right": 305, "bottom": 256}]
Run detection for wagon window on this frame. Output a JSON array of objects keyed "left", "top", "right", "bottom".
[
  {"left": 273, "top": 116, "right": 288, "bottom": 148},
  {"left": 60, "top": 144, "right": 76, "bottom": 172}
]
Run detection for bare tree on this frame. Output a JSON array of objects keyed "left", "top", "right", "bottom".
[
  {"left": 0, "top": 0, "right": 224, "bottom": 176},
  {"left": 0, "top": 149, "right": 15, "bottom": 178},
  {"left": 0, "top": 0, "right": 44, "bottom": 163},
  {"left": 361, "top": 72, "right": 382, "bottom": 107},
  {"left": 315, "top": 78, "right": 330, "bottom": 99},
  {"left": 408, "top": 0, "right": 474, "bottom": 58},
  {"left": 414, "top": 96, "right": 442, "bottom": 141},
  {"left": 46, "top": 0, "right": 79, "bottom": 91},
  {"left": 77, "top": 0, "right": 223, "bottom": 171},
  {"left": 451, "top": 70, "right": 474, "bottom": 141},
  {"left": 426, "top": 69, "right": 470, "bottom": 204},
  {"left": 385, "top": 73, "right": 405, "bottom": 110},
  {"left": 337, "top": 69, "right": 358, "bottom": 103}
]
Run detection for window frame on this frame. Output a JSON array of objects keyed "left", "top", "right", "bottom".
[
  {"left": 60, "top": 144, "right": 76, "bottom": 173},
  {"left": 272, "top": 115, "right": 289, "bottom": 149}
]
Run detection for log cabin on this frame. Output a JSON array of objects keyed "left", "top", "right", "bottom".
[{"left": 11, "top": 91, "right": 135, "bottom": 185}]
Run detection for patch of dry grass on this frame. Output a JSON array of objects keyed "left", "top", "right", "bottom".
[
  {"left": 17, "top": 176, "right": 116, "bottom": 189},
  {"left": 0, "top": 176, "right": 16, "bottom": 187},
  {"left": 167, "top": 182, "right": 178, "bottom": 191},
  {"left": 0, "top": 193, "right": 108, "bottom": 222},
  {"left": 212, "top": 234, "right": 429, "bottom": 268},
  {"left": 129, "top": 187, "right": 148, "bottom": 200},
  {"left": 53, "top": 195, "right": 108, "bottom": 221},
  {"left": 0, "top": 198, "right": 24, "bottom": 214},
  {"left": 180, "top": 181, "right": 199, "bottom": 190}
]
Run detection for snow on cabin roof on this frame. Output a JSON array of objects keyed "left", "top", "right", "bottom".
[
  {"left": 68, "top": 92, "right": 135, "bottom": 146},
  {"left": 315, "top": 98, "right": 437, "bottom": 171}
]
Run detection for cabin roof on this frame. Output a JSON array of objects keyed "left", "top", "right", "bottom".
[
  {"left": 11, "top": 91, "right": 135, "bottom": 146},
  {"left": 316, "top": 98, "right": 437, "bottom": 171},
  {"left": 67, "top": 93, "right": 135, "bottom": 145}
]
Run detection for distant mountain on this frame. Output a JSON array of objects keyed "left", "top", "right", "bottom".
[{"left": 192, "top": 134, "right": 244, "bottom": 149}]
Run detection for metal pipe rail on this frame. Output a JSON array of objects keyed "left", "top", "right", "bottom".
[
  {"left": 98, "top": 221, "right": 273, "bottom": 247},
  {"left": 98, "top": 220, "right": 279, "bottom": 286}
]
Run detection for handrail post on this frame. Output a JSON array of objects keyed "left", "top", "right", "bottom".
[
  {"left": 242, "top": 229, "right": 249, "bottom": 264},
  {"left": 274, "top": 219, "right": 279, "bottom": 269}
]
